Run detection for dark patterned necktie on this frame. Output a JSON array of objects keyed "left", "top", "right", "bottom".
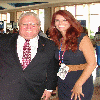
[{"left": 22, "top": 39, "right": 31, "bottom": 70}]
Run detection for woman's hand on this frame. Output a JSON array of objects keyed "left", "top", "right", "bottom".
[{"left": 71, "top": 84, "right": 84, "bottom": 100}]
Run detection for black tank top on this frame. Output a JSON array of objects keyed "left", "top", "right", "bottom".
[{"left": 55, "top": 33, "right": 87, "bottom": 65}]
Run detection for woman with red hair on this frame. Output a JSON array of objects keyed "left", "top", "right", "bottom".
[{"left": 49, "top": 10, "right": 96, "bottom": 100}]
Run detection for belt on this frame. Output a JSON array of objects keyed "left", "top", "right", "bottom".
[{"left": 67, "top": 63, "right": 87, "bottom": 72}]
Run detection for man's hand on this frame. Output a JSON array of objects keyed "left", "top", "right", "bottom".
[{"left": 41, "top": 90, "right": 52, "bottom": 100}]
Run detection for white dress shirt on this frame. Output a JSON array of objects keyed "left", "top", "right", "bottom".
[{"left": 17, "top": 35, "right": 39, "bottom": 64}]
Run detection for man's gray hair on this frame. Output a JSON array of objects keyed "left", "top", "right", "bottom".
[{"left": 18, "top": 12, "right": 41, "bottom": 25}]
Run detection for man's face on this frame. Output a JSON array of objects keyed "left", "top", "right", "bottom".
[{"left": 19, "top": 15, "right": 40, "bottom": 39}]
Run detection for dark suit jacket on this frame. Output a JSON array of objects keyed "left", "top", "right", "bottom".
[{"left": 0, "top": 33, "right": 58, "bottom": 100}]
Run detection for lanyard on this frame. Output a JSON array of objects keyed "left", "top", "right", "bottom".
[{"left": 59, "top": 40, "right": 66, "bottom": 64}]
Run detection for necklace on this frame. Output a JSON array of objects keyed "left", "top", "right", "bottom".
[{"left": 59, "top": 38, "right": 66, "bottom": 64}]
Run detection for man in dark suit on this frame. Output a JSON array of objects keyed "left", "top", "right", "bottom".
[{"left": 0, "top": 12, "right": 58, "bottom": 100}]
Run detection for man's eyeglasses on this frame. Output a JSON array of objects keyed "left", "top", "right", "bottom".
[{"left": 20, "top": 23, "right": 39, "bottom": 27}]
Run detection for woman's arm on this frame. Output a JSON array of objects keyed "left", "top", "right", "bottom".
[
  {"left": 71, "top": 35, "right": 97, "bottom": 100},
  {"left": 77, "top": 35, "right": 97, "bottom": 86}
]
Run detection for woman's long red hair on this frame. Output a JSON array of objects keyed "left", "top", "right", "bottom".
[{"left": 49, "top": 10, "right": 83, "bottom": 52}]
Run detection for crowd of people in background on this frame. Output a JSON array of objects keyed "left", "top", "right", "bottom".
[
  {"left": 0, "top": 28, "right": 4, "bottom": 34},
  {"left": 0, "top": 28, "right": 19, "bottom": 34}
]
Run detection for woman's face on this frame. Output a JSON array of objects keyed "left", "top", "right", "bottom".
[{"left": 55, "top": 14, "right": 70, "bottom": 36}]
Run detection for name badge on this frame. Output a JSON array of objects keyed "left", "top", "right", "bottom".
[{"left": 57, "top": 63, "right": 69, "bottom": 80}]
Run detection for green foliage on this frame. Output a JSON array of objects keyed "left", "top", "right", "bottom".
[
  {"left": 90, "top": 35, "right": 94, "bottom": 39},
  {"left": 90, "top": 30, "right": 94, "bottom": 39},
  {"left": 90, "top": 30, "right": 94, "bottom": 34}
]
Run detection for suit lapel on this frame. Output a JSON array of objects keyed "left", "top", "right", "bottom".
[
  {"left": 26, "top": 36, "right": 47, "bottom": 69},
  {"left": 37, "top": 36, "right": 46, "bottom": 52},
  {"left": 10, "top": 33, "right": 23, "bottom": 68}
]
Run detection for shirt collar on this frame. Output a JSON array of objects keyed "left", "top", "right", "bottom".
[{"left": 17, "top": 35, "right": 39, "bottom": 46}]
